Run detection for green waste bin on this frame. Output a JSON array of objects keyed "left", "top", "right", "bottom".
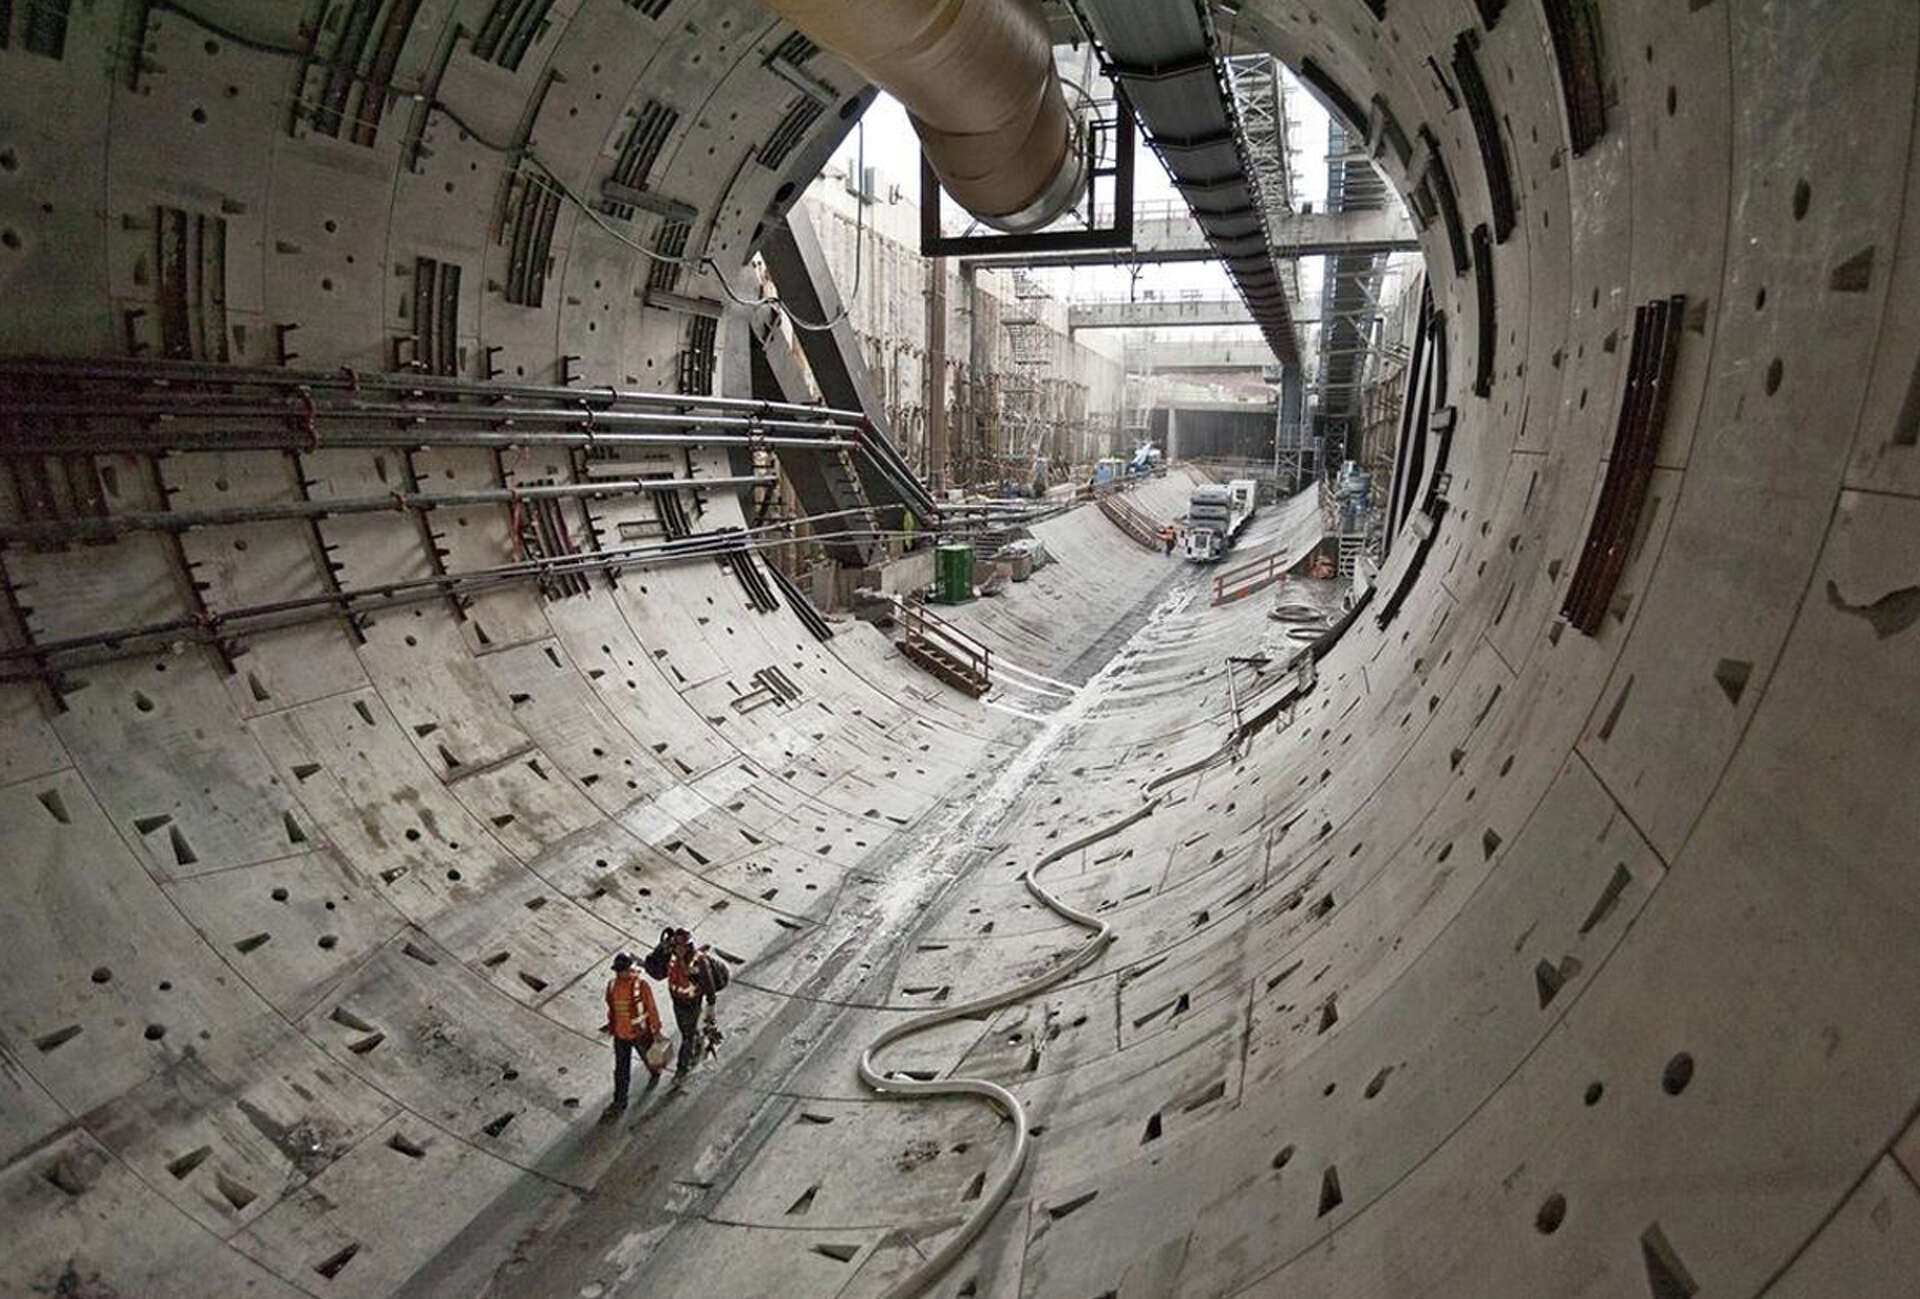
[{"left": 934, "top": 543, "right": 974, "bottom": 604}]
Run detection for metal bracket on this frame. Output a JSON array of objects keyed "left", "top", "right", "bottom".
[{"left": 919, "top": 93, "right": 1136, "bottom": 258}]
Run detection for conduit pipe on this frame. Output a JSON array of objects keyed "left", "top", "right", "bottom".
[
  {"left": 0, "top": 399, "right": 863, "bottom": 440},
  {"left": 0, "top": 475, "right": 770, "bottom": 547},
  {"left": 0, "top": 521, "right": 898, "bottom": 679},
  {"left": 0, "top": 356, "right": 871, "bottom": 426},
  {"left": 0, "top": 420, "right": 863, "bottom": 458},
  {"left": 761, "top": 0, "right": 1087, "bottom": 232}
]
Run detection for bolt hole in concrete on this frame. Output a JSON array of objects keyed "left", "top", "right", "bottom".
[
  {"left": 90, "top": 967, "right": 111, "bottom": 983},
  {"left": 144, "top": 1024, "right": 165, "bottom": 1041},
  {"left": 1585, "top": 1081, "right": 1605, "bottom": 1106},
  {"left": 1794, "top": 178, "right": 1812, "bottom": 220},
  {"left": 1663, "top": 1052, "right": 1695, "bottom": 1095},
  {"left": 1535, "top": 1192, "right": 1567, "bottom": 1234},
  {"left": 1317, "top": 1166, "right": 1343, "bottom": 1216},
  {"left": 1765, "top": 358, "right": 1784, "bottom": 395}
]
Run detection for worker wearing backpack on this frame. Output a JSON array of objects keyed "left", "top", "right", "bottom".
[{"left": 665, "top": 928, "right": 727, "bottom": 1078}]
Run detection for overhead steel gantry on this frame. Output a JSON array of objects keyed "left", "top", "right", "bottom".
[
  {"left": 1070, "top": 296, "right": 1261, "bottom": 330},
  {"left": 1060, "top": 0, "right": 1304, "bottom": 366},
  {"left": 956, "top": 202, "right": 1419, "bottom": 270}
]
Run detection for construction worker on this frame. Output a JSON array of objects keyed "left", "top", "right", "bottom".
[
  {"left": 601, "top": 953, "right": 662, "bottom": 1116},
  {"left": 1161, "top": 523, "right": 1177, "bottom": 555},
  {"left": 666, "top": 928, "right": 719, "bottom": 1079}
]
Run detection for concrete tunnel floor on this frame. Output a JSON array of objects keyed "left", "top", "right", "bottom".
[
  {"left": 1, "top": 471, "right": 1342, "bottom": 1299},
  {"left": 443, "top": 488, "right": 1341, "bottom": 1299},
  {"left": 8, "top": 2, "right": 1920, "bottom": 1297}
]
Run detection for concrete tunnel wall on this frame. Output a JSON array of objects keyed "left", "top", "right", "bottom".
[{"left": 1, "top": 1, "right": 1919, "bottom": 1297}]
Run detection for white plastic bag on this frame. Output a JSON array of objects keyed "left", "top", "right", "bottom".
[{"left": 644, "top": 1036, "right": 673, "bottom": 1072}]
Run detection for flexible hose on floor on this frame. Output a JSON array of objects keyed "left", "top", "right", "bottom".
[
  {"left": 856, "top": 796, "right": 1160, "bottom": 1297},
  {"left": 857, "top": 696, "right": 1267, "bottom": 1296}
]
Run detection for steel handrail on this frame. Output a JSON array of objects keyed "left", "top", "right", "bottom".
[
  {"left": 1210, "top": 547, "right": 1292, "bottom": 606},
  {"left": 1098, "top": 491, "right": 1164, "bottom": 551},
  {"left": 899, "top": 598, "right": 991, "bottom": 688}
]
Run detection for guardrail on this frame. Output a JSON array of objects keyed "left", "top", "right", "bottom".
[
  {"left": 897, "top": 598, "right": 992, "bottom": 697},
  {"left": 1210, "top": 546, "right": 1295, "bottom": 605},
  {"left": 1098, "top": 491, "right": 1165, "bottom": 551}
]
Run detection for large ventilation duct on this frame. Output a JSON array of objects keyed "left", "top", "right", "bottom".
[{"left": 762, "top": 0, "right": 1087, "bottom": 233}]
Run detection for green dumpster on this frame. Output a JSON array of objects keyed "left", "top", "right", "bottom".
[{"left": 934, "top": 543, "right": 974, "bottom": 604}]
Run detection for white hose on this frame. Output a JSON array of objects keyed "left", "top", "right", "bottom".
[
  {"left": 856, "top": 798, "right": 1159, "bottom": 1297},
  {"left": 857, "top": 692, "right": 1264, "bottom": 1295}
]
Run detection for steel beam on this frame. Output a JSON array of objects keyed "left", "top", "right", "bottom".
[
  {"left": 747, "top": 309, "right": 882, "bottom": 568},
  {"left": 759, "top": 206, "right": 941, "bottom": 530},
  {"left": 958, "top": 205, "right": 1418, "bottom": 270}
]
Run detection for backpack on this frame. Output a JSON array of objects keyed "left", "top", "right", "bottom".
[
  {"left": 641, "top": 928, "right": 673, "bottom": 980},
  {"left": 698, "top": 950, "right": 731, "bottom": 995}
]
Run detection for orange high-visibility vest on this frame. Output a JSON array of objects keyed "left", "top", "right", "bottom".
[{"left": 606, "top": 972, "right": 660, "bottom": 1041}]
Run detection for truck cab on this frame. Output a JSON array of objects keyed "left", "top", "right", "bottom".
[{"left": 1184, "top": 484, "right": 1235, "bottom": 562}]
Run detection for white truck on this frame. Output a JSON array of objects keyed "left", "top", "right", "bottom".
[{"left": 1182, "top": 478, "right": 1259, "bottom": 562}]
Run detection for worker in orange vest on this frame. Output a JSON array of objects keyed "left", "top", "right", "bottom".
[
  {"left": 1160, "top": 523, "right": 1176, "bottom": 555},
  {"left": 602, "top": 952, "right": 662, "bottom": 1115},
  {"left": 666, "top": 928, "right": 722, "bottom": 1079}
]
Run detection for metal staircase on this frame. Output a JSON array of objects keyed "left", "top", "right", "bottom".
[
  {"left": 1098, "top": 488, "right": 1166, "bottom": 551},
  {"left": 895, "top": 598, "right": 991, "bottom": 697}
]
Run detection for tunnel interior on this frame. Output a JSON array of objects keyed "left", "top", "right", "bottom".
[{"left": 1, "top": 2, "right": 1919, "bottom": 1298}]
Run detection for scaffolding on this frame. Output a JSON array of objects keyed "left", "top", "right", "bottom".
[
  {"left": 1315, "top": 121, "right": 1396, "bottom": 440},
  {"left": 1225, "top": 54, "right": 1303, "bottom": 304},
  {"left": 1274, "top": 414, "right": 1316, "bottom": 497}
]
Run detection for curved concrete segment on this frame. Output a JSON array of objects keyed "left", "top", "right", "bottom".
[{"left": 2, "top": 2, "right": 1919, "bottom": 1298}]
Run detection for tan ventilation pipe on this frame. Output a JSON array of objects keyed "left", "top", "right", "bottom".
[{"left": 763, "top": 0, "right": 1087, "bottom": 233}]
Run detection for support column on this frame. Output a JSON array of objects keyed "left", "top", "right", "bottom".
[
  {"left": 961, "top": 262, "right": 983, "bottom": 489},
  {"left": 927, "top": 257, "right": 948, "bottom": 493}
]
